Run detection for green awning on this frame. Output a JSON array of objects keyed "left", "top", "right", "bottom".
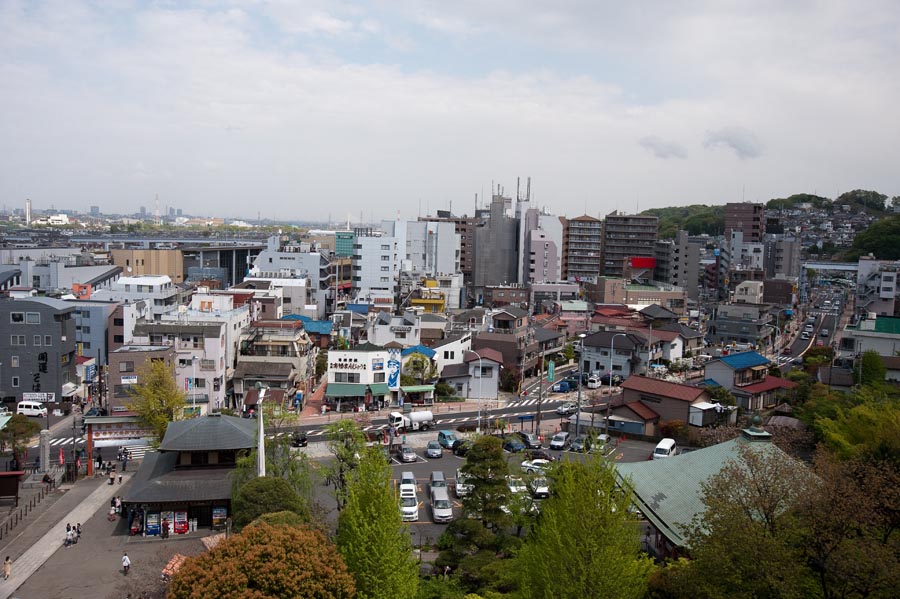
[
  {"left": 325, "top": 382, "right": 391, "bottom": 398},
  {"left": 400, "top": 385, "right": 435, "bottom": 393}
]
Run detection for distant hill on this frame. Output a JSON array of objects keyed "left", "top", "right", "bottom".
[
  {"left": 765, "top": 193, "right": 832, "bottom": 210},
  {"left": 640, "top": 204, "right": 725, "bottom": 239},
  {"left": 835, "top": 190, "right": 889, "bottom": 214}
]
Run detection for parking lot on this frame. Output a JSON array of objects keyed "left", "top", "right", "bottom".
[{"left": 384, "top": 432, "right": 657, "bottom": 545}]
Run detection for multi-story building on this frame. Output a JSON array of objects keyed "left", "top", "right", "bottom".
[
  {"left": 182, "top": 243, "right": 266, "bottom": 289},
  {"left": 324, "top": 344, "right": 392, "bottom": 411},
  {"left": 584, "top": 278, "right": 687, "bottom": 314},
  {"left": 367, "top": 311, "right": 422, "bottom": 348},
  {"left": 525, "top": 230, "right": 560, "bottom": 284},
  {"left": 473, "top": 195, "right": 520, "bottom": 297},
  {"left": 110, "top": 249, "right": 184, "bottom": 283},
  {"left": 419, "top": 211, "right": 477, "bottom": 285},
  {"left": 234, "top": 319, "right": 315, "bottom": 407},
  {"left": 562, "top": 215, "right": 602, "bottom": 282},
  {"left": 132, "top": 321, "right": 228, "bottom": 413},
  {"left": 0, "top": 297, "right": 77, "bottom": 405},
  {"left": 351, "top": 232, "right": 399, "bottom": 307},
  {"left": 856, "top": 257, "right": 900, "bottom": 316},
  {"left": 601, "top": 212, "right": 659, "bottom": 278},
  {"left": 241, "top": 276, "right": 312, "bottom": 318},
  {"left": 530, "top": 282, "right": 580, "bottom": 312},
  {"left": 67, "top": 299, "right": 119, "bottom": 365},
  {"left": 763, "top": 237, "right": 801, "bottom": 278},
  {"left": 734, "top": 281, "right": 764, "bottom": 304},
  {"left": 472, "top": 307, "right": 539, "bottom": 377},
  {"left": 388, "top": 220, "right": 460, "bottom": 277},
  {"left": 250, "top": 236, "right": 332, "bottom": 318},
  {"left": 724, "top": 202, "right": 764, "bottom": 243},
  {"left": 706, "top": 302, "right": 773, "bottom": 350},
  {"left": 483, "top": 285, "right": 529, "bottom": 309},
  {"left": 581, "top": 330, "right": 662, "bottom": 378},
  {"left": 654, "top": 231, "right": 701, "bottom": 300},
  {"left": 160, "top": 290, "right": 251, "bottom": 372},
  {"left": 107, "top": 345, "right": 176, "bottom": 412},
  {"left": 91, "top": 275, "right": 180, "bottom": 321}
]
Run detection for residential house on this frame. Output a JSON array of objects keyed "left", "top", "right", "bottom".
[
  {"left": 472, "top": 306, "right": 539, "bottom": 377},
  {"left": 107, "top": 345, "right": 177, "bottom": 412},
  {"left": 617, "top": 376, "right": 728, "bottom": 435},
  {"left": 324, "top": 343, "right": 391, "bottom": 411},
  {"left": 440, "top": 349, "right": 503, "bottom": 400},
  {"left": 581, "top": 330, "right": 661, "bottom": 378},
  {"left": 431, "top": 333, "right": 473, "bottom": 375},
  {"left": 366, "top": 311, "right": 422, "bottom": 348},
  {"left": 703, "top": 351, "right": 795, "bottom": 411},
  {"left": 235, "top": 320, "right": 315, "bottom": 410},
  {"left": 706, "top": 302, "right": 774, "bottom": 350}
]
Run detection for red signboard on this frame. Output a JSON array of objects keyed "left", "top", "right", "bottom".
[{"left": 628, "top": 257, "right": 657, "bottom": 269}]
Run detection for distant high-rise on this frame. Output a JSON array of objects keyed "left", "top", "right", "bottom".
[
  {"left": 561, "top": 215, "right": 602, "bottom": 282},
  {"left": 25, "top": 198, "right": 32, "bottom": 226},
  {"left": 168, "top": 207, "right": 176, "bottom": 218},
  {"left": 140, "top": 206, "right": 147, "bottom": 218},
  {"left": 724, "top": 202, "right": 764, "bottom": 243},
  {"left": 600, "top": 211, "right": 659, "bottom": 278},
  {"left": 176, "top": 208, "right": 183, "bottom": 217},
  {"left": 90, "top": 205, "right": 100, "bottom": 216}
]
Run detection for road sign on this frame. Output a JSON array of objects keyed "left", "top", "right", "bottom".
[
  {"left": 22, "top": 392, "right": 55, "bottom": 402},
  {"left": 547, "top": 361, "right": 555, "bottom": 383}
]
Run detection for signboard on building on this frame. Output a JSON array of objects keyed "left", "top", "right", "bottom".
[
  {"left": 387, "top": 349, "right": 401, "bottom": 391},
  {"left": 22, "top": 392, "right": 55, "bottom": 402},
  {"left": 390, "top": 326, "right": 412, "bottom": 332},
  {"left": 372, "top": 358, "right": 384, "bottom": 371},
  {"left": 121, "top": 376, "right": 138, "bottom": 385},
  {"left": 85, "top": 364, "right": 96, "bottom": 383}
]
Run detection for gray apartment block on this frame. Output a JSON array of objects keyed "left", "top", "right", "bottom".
[
  {"left": 0, "top": 297, "right": 77, "bottom": 404},
  {"left": 66, "top": 299, "right": 119, "bottom": 366},
  {"left": 473, "top": 196, "right": 518, "bottom": 292}
]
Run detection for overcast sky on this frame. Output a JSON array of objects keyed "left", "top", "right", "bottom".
[{"left": 1, "top": 1, "right": 898, "bottom": 222}]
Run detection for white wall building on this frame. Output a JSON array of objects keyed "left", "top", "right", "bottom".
[
  {"left": 352, "top": 233, "right": 400, "bottom": 305},
  {"left": 160, "top": 290, "right": 251, "bottom": 372},
  {"left": 367, "top": 311, "right": 422, "bottom": 348},
  {"left": 91, "top": 275, "right": 179, "bottom": 321},
  {"left": 250, "top": 236, "right": 332, "bottom": 318}
]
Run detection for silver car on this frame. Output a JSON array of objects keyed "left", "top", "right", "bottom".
[{"left": 425, "top": 440, "right": 443, "bottom": 459}]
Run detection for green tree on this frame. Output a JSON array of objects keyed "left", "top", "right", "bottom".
[
  {"left": 848, "top": 214, "right": 900, "bottom": 259},
  {"left": 677, "top": 443, "right": 816, "bottom": 599},
  {"left": 816, "top": 397, "right": 900, "bottom": 464},
  {"left": 125, "top": 359, "right": 186, "bottom": 443},
  {"left": 337, "top": 446, "right": 418, "bottom": 599},
  {"left": 251, "top": 510, "right": 308, "bottom": 528},
  {"left": 168, "top": 522, "right": 356, "bottom": 599},
  {"left": 324, "top": 419, "right": 367, "bottom": 511},
  {"left": 232, "top": 476, "right": 308, "bottom": 529},
  {"left": 0, "top": 415, "right": 40, "bottom": 462},
  {"left": 516, "top": 454, "right": 654, "bottom": 599},
  {"left": 563, "top": 343, "right": 575, "bottom": 363},
  {"left": 316, "top": 348, "right": 329, "bottom": 379},
  {"left": 461, "top": 435, "right": 510, "bottom": 531},
  {"left": 860, "top": 349, "right": 887, "bottom": 385}
]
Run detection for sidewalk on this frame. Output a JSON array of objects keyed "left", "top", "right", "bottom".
[{"left": 0, "top": 473, "right": 130, "bottom": 599}]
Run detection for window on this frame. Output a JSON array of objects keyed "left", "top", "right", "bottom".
[
  {"left": 113, "top": 318, "right": 124, "bottom": 326},
  {"left": 10, "top": 356, "right": 18, "bottom": 368},
  {"left": 10, "top": 335, "right": 23, "bottom": 346},
  {"left": 119, "top": 361, "right": 134, "bottom": 373},
  {"left": 113, "top": 335, "right": 124, "bottom": 343},
  {"left": 381, "top": 244, "right": 391, "bottom": 250},
  {"left": 381, "top": 266, "right": 390, "bottom": 271},
  {"left": 381, "top": 255, "right": 390, "bottom": 261},
  {"left": 11, "top": 376, "right": 19, "bottom": 388},
  {"left": 9, "top": 313, "right": 23, "bottom": 324},
  {"left": 33, "top": 335, "right": 41, "bottom": 346},
  {"left": 44, "top": 336, "right": 51, "bottom": 346},
  {"left": 81, "top": 326, "right": 90, "bottom": 334},
  {"left": 374, "top": 372, "right": 385, "bottom": 383}
]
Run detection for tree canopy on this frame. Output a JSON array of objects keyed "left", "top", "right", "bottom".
[
  {"left": 640, "top": 204, "right": 725, "bottom": 239},
  {"left": 460, "top": 435, "right": 511, "bottom": 531},
  {"left": 0, "top": 414, "right": 40, "bottom": 461},
  {"left": 125, "top": 359, "right": 185, "bottom": 443},
  {"left": 337, "top": 446, "right": 418, "bottom": 599},
  {"left": 847, "top": 214, "right": 900, "bottom": 260},
  {"left": 324, "top": 420, "right": 367, "bottom": 511},
  {"left": 232, "top": 476, "right": 309, "bottom": 529},
  {"left": 515, "top": 454, "right": 654, "bottom": 599},
  {"left": 168, "top": 522, "right": 356, "bottom": 599}
]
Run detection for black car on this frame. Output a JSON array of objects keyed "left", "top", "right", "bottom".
[
  {"left": 290, "top": 431, "right": 308, "bottom": 447},
  {"left": 83, "top": 407, "right": 106, "bottom": 418},
  {"left": 525, "top": 449, "right": 556, "bottom": 462},
  {"left": 451, "top": 439, "right": 473, "bottom": 457}
]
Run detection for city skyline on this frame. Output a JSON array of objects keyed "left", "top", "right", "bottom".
[{"left": 2, "top": 1, "right": 898, "bottom": 220}]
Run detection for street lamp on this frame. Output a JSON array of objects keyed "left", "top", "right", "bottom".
[
  {"left": 255, "top": 382, "right": 268, "bottom": 476},
  {"left": 574, "top": 333, "right": 587, "bottom": 438},
  {"left": 470, "top": 350, "right": 484, "bottom": 433},
  {"left": 606, "top": 333, "right": 628, "bottom": 435}
]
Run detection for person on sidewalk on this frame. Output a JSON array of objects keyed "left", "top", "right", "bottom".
[
  {"left": 75, "top": 523, "right": 82, "bottom": 543},
  {"left": 108, "top": 469, "right": 115, "bottom": 485},
  {"left": 121, "top": 552, "right": 131, "bottom": 576},
  {"left": 3, "top": 556, "right": 10, "bottom": 580}
]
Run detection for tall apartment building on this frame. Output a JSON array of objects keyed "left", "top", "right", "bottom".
[
  {"left": 654, "top": 230, "right": 702, "bottom": 300},
  {"left": 250, "top": 236, "right": 331, "bottom": 318},
  {"left": 601, "top": 212, "right": 659, "bottom": 278},
  {"left": 725, "top": 202, "right": 764, "bottom": 243},
  {"left": 519, "top": 207, "right": 563, "bottom": 285},
  {"left": 419, "top": 211, "right": 477, "bottom": 285},
  {"left": 561, "top": 215, "right": 602, "bottom": 282},
  {"left": 385, "top": 219, "right": 461, "bottom": 277},
  {"left": 473, "top": 195, "right": 519, "bottom": 294},
  {"left": 352, "top": 232, "right": 400, "bottom": 307},
  {"left": 763, "top": 237, "right": 801, "bottom": 278}
]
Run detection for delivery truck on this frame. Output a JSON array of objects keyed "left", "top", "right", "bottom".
[{"left": 389, "top": 410, "right": 435, "bottom": 432}]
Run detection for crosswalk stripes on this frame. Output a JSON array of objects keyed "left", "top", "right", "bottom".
[{"left": 120, "top": 444, "right": 154, "bottom": 460}]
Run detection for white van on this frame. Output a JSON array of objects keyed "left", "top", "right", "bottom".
[
  {"left": 17, "top": 401, "right": 47, "bottom": 418},
  {"left": 652, "top": 438, "right": 678, "bottom": 460},
  {"left": 431, "top": 487, "right": 454, "bottom": 523}
]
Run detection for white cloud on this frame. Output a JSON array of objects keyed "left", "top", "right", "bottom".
[
  {"left": 703, "top": 128, "right": 764, "bottom": 160},
  {"left": 639, "top": 136, "right": 688, "bottom": 159}
]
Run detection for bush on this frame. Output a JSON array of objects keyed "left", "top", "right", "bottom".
[{"left": 232, "top": 476, "right": 308, "bottom": 529}]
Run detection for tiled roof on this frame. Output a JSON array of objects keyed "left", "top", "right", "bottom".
[
  {"left": 620, "top": 375, "right": 708, "bottom": 402},
  {"left": 401, "top": 345, "right": 436, "bottom": 359},
  {"left": 640, "top": 304, "right": 678, "bottom": 319},
  {"left": 158, "top": 414, "right": 256, "bottom": 452},
  {"left": 125, "top": 452, "right": 235, "bottom": 504},
  {"left": 660, "top": 323, "right": 704, "bottom": 339},
  {"left": 623, "top": 401, "right": 660, "bottom": 420},
  {"left": 737, "top": 375, "right": 797, "bottom": 394},
  {"left": 879, "top": 355, "right": 900, "bottom": 370},
  {"left": 440, "top": 363, "right": 469, "bottom": 378},
  {"left": 715, "top": 351, "right": 770, "bottom": 370},
  {"left": 464, "top": 348, "right": 504, "bottom": 364}
]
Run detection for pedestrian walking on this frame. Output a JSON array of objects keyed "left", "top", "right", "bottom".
[
  {"left": 95, "top": 449, "right": 102, "bottom": 468},
  {"left": 115, "top": 496, "right": 122, "bottom": 514},
  {"left": 108, "top": 469, "right": 115, "bottom": 485},
  {"left": 75, "top": 523, "right": 82, "bottom": 543},
  {"left": 3, "top": 556, "right": 10, "bottom": 580},
  {"left": 122, "top": 455, "right": 128, "bottom": 472},
  {"left": 64, "top": 528, "right": 74, "bottom": 548},
  {"left": 121, "top": 552, "right": 131, "bottom": 576},
  {"left": 161, "top": 517, "right": 169, "bottom": 539}
]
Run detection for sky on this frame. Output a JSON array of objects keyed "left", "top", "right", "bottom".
[{"left": 1, "top": 1, "right": 898, "bottom": 223}]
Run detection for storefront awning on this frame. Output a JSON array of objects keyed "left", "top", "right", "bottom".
[
  {"left": 326, "top": 382, "right": 391, "bottom": 398},
  {"left": 400, "top": 385, "right": 435, "bottom": 393},
  {"left": 62, "top": 382, "right": 79, "bottom": 397}
]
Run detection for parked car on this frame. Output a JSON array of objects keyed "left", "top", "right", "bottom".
[
  {"left": 586, "top": 376, "right": 602, "bottom": 389},
  {"left": 551, "top": 381, "right": 571, "bottom": 393},
  {"left": 599, "top": 373, "right": 623, "bottom": 385},
  {"left": 431, "top": 487, "right": 453, "bottom": 523},
  {"left": 549, "top": 431, "right": 571, "bottom": 451},
  {"left": 820, "top": 329, "right": 830, "bottom": 337},
  {"left": 502, "top": 436, "right": 526, "bottom": 453},
  {"left": 555, "top": 402, "right": 578, "bottom": 416},
  {"left": 399, "top": 484, "right": 419, "bottom": 522},
  {"left": 437, "top": 430, "right": 458, "bottom": 449},
  {"left": 521, "top": 459, "right": 551, "bottom": 475},
  {"left": 515, "top": 431, "right": 542, "bottom": 449},
  {"left": 570, "top": 434, "right": 610, "bottom": 453},
  {"left": 525, "top": 449, "right": 556, "bottom": 462},
  {"left": 451, "top": 439, "right": 473, "bottom": 457},
  {"left": 400, "top": 446, "right": 417, "bottom": 463},
  {"left": 530, "top": 477, "right": 550, "bottom": 499},
  {"left": 425, "top": 440, "right": 443, "bottom": 459},
  {"left": 290, "top": 431, "right": 308, "bottom": 447},
  {"left": 507, "top": 475, "right": 528, "bottom": 495},
  {"left": 454, "top": 469, "right": 472, "bottom": 498},
  {"left": 652, "top": 438, "right": 678, "bottom": 460},
  {"left": 83, "top": 407, "right": 106, "bottom": 418}
]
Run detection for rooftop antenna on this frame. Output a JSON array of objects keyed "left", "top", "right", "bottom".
[
  {"left": 526, "top": 176, "right": 531, "bottom": 202},
  {"left": 154, "top": 194, "right": 161, "bottom": 225},
  {"left": 418, "top": 198, "right": 421, "bottom": 218}
]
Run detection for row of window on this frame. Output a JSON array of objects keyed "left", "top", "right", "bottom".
[
  {"left": 9, "top": 312, "right": 40, "bottom": 324},
  {"left": 333, "top": 372, "right": 386, "bottom": 383},
  {"left": 10, "top": 335, "right": 53, "bottom": 346}
]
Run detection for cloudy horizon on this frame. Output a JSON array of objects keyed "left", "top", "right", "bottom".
[{"left": 1, "top": 1, "right": 898, "bottom": 222}]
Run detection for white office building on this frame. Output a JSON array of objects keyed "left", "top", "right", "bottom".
[{"left": 91, "top": 275, "right": 179, "bottom": 321}]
